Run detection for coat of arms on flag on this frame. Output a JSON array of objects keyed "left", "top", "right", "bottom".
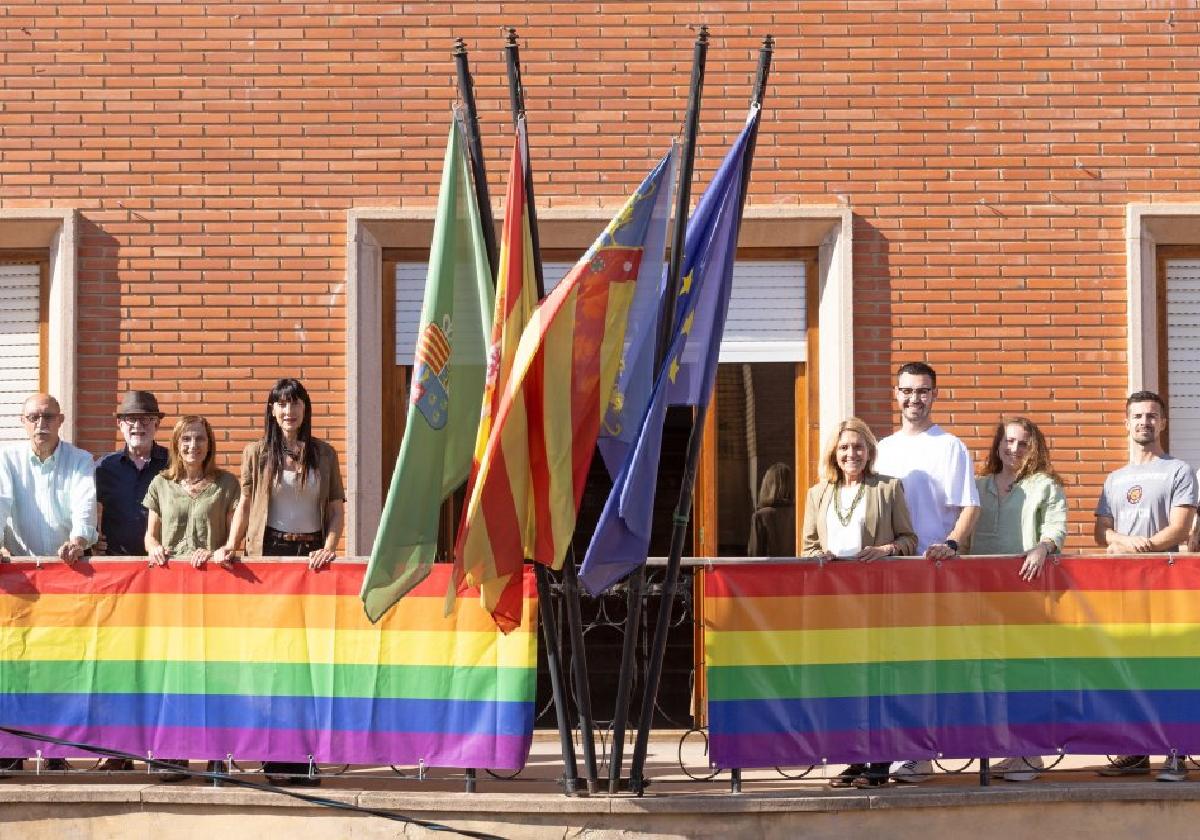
[{"left": 412, "top": 318, "right": 452, "bottom": 429}]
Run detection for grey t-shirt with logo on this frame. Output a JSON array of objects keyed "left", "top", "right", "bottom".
[{"left": 1095, "top": 456, "right": 1198, "bottom": 538}]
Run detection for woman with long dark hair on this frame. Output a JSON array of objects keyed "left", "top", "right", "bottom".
[{"left": 214, "top": 378, "right": 345, "bottom": 786}]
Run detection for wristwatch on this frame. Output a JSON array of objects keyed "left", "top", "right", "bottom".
[{"left": 944, "top": 539, "right": 959, "bottom": 553}]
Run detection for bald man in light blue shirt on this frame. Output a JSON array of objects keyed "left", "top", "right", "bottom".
[{"left": 0, "top": 394, "right": 97, "bottom": 562}]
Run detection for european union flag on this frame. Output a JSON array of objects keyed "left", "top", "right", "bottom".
[{"left": 580, "top": 109, "right": 760, "bottom": 597}]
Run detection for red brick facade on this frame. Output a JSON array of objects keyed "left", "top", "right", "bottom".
[{"left": 2, "top": 2, "right": 1196, "bottom": 544}]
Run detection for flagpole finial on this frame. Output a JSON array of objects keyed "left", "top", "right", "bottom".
[
  {"left": 697, "top": 24, "right": 709, "bottom": 44},
  {"left": 453, "top": 36, "right": 467, "bottom": 56},
  {"left": 505, "top": 27, "right": 518, "bottom": 47},
  {"left": 762, "top": 34, "right": 774, "bottom": 51}
]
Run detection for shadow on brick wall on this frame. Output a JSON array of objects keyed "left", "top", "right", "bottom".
[
  {"left": 74, "top": 217, "right": 121, "bottom": 458},
  {"left": 850, "top": 214, "right": 895, "bottom": 438}
]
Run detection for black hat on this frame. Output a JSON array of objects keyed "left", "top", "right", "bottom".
[{"left": 115, "top": 390, "right": 164, "bottom": 419}]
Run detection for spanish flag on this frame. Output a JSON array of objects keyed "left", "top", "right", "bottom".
[{"left": 455, "top": 148, "right": 677, "bottom": 632}]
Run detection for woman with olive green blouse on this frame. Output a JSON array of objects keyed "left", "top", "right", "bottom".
[{"left": 144, "top": 416, "right": 240, "bottom": 568}]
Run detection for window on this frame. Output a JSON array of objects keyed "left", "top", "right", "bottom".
[
  {"left": 1159, "top": 249, "right": 1200, "bottom": 463},
  {"left": 0, "top": 258, "right": 47, "bottom": 444}
]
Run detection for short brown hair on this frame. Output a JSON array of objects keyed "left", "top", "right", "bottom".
[
  {"left": 820, "top": 417, "right": 879, "bottom": 483},
  {"left": 164, "top": 415, "right": 218, "bottom": 481}
]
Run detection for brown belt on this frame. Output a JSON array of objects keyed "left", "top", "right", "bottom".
[{"left": 265, "top": 527, "right": 322, "bottom": 543}]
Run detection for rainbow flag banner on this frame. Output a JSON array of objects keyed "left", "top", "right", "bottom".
[
  {"left": 0, "top": 561, "right": 537, "bottom": 769},
  {"left": 704, "top": 557, "right": 1200, "bottom": 769}
]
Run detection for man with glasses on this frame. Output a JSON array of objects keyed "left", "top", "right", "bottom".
[
  {"left": 0, "top": 394, "right": 97, "bottom": 563},
  {"left": 0, "top": 393, "right": 97, "bottom": 774},
  {"left": 874, "top": 361, "right": 980, "bottom": 784},
  {"left": 96, "top": 391, "right": 168, "bottom": 558}
]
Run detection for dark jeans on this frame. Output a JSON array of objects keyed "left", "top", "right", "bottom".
[{"left": 262, "top": 527, "right": 323, "bottom": 781}]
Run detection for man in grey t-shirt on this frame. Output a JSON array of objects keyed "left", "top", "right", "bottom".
[{"left": 1094, "top": 390, "right": 1197, "bottom": 782}]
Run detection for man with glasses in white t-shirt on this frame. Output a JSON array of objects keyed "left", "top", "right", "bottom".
[{"left": 874, "top": 362, "right": 980, "bottom": 784}]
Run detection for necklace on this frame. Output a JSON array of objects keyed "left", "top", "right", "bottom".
[
  {"left": 832, "top": 481, "right": 867, "bottom": 526},
  {"left": 180, "top": 475, "right": 210, "bottom": 498}
]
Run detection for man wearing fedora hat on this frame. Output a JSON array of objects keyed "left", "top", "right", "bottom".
[{"left": 95, "top": 391, "right": 168, "bottom": 558}]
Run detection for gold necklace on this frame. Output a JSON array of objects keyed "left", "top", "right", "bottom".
[{"left": 833, "top": 481, "right": 867, "bottom": 526}]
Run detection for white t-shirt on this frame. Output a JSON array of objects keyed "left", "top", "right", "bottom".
[
  {"left": 824, "top": 485, "right": 867, "bottom": 557},
  {"left": 875, "top": 425, "right": 978, "bottom": 553}
]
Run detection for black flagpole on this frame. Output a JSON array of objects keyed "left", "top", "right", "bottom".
[
  {"left": 451, "top": 37, "right": 495, "bottom": 796},
  {"left": 627, "top": 32, "right": 774, "bottom": 797},
  {"left": 606, "top": 24, "right": 710, "bottom": 795},
  {"left": 503, "top": 27, "right": 592, "bottom": 796},
  {"left": 454, "top": 38, "right": 499, "bottom": 275}
]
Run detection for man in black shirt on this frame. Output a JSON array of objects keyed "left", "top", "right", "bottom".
[
  {"left": 95, "top": 391, "right": 168, "bottom": 557},
  {"left": 91, "top": 390, "right": 168, "bottom": 772}
]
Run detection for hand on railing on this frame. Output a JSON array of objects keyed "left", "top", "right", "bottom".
[
  {"left": 189, "top": 549, "right": 212, "bottom": 569},
  {"left": 147, "top": 544, "right": 169, "bottom": 567},
  {"left": 307, "top": 547, "right": 337, "bottom": 570},
  {"left": 212, "top": 546, "right": 237, "bottom": 568}
]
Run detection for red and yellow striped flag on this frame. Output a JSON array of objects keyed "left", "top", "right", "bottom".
[
  {"left": 447, "top": 121, "right": 538, "bottom": 617},
  {"left": 472, "top": 126, "right": 538, "bottom": 477},
  {"left": 454, "top": 150, "right": 676, "bottom": 632}
]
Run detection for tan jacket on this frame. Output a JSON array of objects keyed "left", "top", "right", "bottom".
[
  {"left": 239, "top": 438, "right": 345, "bottom": 556},
  {"left": 801, "top": 473, "right": 917, "bottom": 557}
]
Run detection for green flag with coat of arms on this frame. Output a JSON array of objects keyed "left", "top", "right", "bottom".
[{"left": 360, "top": 116, "right": 494, "bottom": 622}]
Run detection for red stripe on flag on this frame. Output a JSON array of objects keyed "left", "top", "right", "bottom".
[
  {"left": 568, "top": 267, "right": 614, "bottom": 505},
  {"left": 527, "top": 312, "right": 555, "bottom": 568}
]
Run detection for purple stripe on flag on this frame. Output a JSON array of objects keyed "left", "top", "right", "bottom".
[
  {"left": 0, "top": 725, "right": 533, "bottom": 770},
  {"left": 709, "top": 722, "right": 1200, "bottom": 770}
]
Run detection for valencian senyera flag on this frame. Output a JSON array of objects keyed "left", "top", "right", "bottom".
[
  {"left": 454, "top": 147, "right": 678, "bottom": 632},
  {"left": 579, "top": 108, "right": 760, "bottom": 597},
  {"left": 595, "top": 145, "right": 677, "bottom": 476},
  {"left": 446, "top": 117, "right": 541, "bottom": 622},
  {"left": 359, "top": 115, "right": 494, "bottom": 622}
]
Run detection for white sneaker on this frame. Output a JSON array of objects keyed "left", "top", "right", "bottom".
[
  {"left": 1157, "top": 755, "right": 1188, "bottom": 782},
  {"left": 989, "top": 757, "right": 1016, "bottom": 775},
  {"left": 890, "top": 759, "right": 933, "bottom": 783},
  {"left": 1001, "top": 756, "right": 1043, "bottom": 782}
]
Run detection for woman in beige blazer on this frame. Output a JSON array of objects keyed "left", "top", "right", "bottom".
[
  {"left": 801, "top": 418, "right": 917, "bottom": 562},
  {"left": 802, "top": 418, "right": 916, "bottom": 789}
]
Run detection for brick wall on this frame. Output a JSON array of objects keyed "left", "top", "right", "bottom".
[{"left": 2, "top": 1, "right": 1197, "bottom": 544}]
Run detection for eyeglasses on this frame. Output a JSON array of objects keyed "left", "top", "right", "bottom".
[
  {"left": 897, "top": 387, "right": 933, "bottom": 398},
  {"left": 119, "top": 415, "right": 158, "bottom": 426},
  {"left": 23, "top": 413, "right": 60, "bottom": 424}
]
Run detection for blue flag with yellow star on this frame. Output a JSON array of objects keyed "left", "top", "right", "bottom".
[{"left": 579, "top": 110, "right": 758, "bottom": 596}]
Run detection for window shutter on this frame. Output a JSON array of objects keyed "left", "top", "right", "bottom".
[
  {"left": 392, "top": 259, "right": 805, "bottom": 364},
  {"left": 0, "top": 264, "right": 41, "bottom": 445},
  {"left": 1166, "top": 259, "right": 1200, "bottom": 468},
  {"left": 721, "top": 260, "right": 806, "bottom": 362}
]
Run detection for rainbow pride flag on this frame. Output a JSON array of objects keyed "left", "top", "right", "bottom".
[
  {"left": 704, "top": 557, "right": 1200, "bottom": 769},
  {"left": 0, "top": 561, "right": 537, "bottom": 769}
]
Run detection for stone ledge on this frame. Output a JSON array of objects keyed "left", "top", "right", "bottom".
[{"left": 2, "top": 780, "right": 1198, "bottom": 815}]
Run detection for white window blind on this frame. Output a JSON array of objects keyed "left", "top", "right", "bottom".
[
  {"left": 0, "top": 263, "right": 41, "bottom": 444},
  {"left": 1166, "top": 259, "right": 1200, "bottom": 468},
  {"left": 393, "top": 259, "right": 805, "bottom": 364}
]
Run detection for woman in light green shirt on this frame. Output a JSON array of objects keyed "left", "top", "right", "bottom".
[
  {"left": 969, "top": 416, "right": 1068, "bottom": 580},
  {"left": 144, "top": 416, "right": 240, "bottom": 568},
  {"left": 969, "top": 416, "right": 1068, "bottom": 783}
]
